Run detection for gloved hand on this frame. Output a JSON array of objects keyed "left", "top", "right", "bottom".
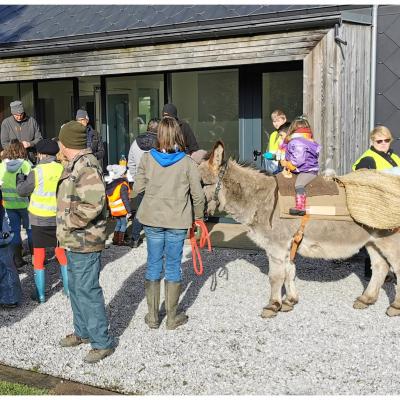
[
  {"left": 125, "top": 213, "right": 132, "bottom": 221},
  {"left": 263, "top": 152, "right": 275, "bottom": 160},
  {"left": 16, "top": 172, "right": 27, "bottom": 186}
]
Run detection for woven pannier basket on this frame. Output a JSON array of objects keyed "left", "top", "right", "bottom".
[{"left": 335, "top": 169, "right": 400, "bottom": 230}]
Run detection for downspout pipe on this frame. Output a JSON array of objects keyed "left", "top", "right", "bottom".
[{"left": 370, "top": 5, "right": 378, "bottom": 130}]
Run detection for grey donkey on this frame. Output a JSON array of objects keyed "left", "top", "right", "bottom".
[{"left": 198, "top": 141, "right": 400, "bottom": 318}]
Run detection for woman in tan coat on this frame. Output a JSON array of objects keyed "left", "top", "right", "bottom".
[{"left": 134, "top": 117, "right": 205, "bottom": 330}]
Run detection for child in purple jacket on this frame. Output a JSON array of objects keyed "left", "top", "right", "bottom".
[{"left": 282, "top": 116, "right": 321, "bottom": 216}]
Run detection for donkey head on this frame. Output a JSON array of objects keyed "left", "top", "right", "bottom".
[{"left": 198, "top": 140, "right": 225, "bottom": 215}]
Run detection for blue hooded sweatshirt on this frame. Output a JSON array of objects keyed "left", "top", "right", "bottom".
[{"left": 150, "top": 148, "right": 186, "bottom": 167}]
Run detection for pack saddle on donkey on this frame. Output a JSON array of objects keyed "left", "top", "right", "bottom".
[{"left": 198, "top": 140, "right": 400, "bottom": 319}]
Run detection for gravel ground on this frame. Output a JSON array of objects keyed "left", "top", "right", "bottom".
[{"left": 1, "top": 240, "right": 399, "bottom": 395}]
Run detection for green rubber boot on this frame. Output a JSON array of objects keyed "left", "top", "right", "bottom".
[
  {"left": 165, "top": 281, "right": 188, "bottom": 330},
  {"left": 144, "top": 280, "right": 160, "bottom": 329}
]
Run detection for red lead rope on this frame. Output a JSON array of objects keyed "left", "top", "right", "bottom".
[{"left": 189, "top": 220, "right": 212, "bottom": 276}]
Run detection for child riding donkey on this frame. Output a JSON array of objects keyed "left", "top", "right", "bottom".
[{"left": 281, "top": 116, "right": 321, "bottom": 216}]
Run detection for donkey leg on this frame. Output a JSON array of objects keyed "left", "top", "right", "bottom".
[
  {"left": 353, "top": 244, "right": 389, "bottom": 309},
  {"left": 281, "top": 259, "right": 299, "bottom": 312},
  {"left": 261, "top": 256, "right": 285, "bottom": 319},
  {"left": 375, "top": 237, "right": 400, "bottom": 317}
]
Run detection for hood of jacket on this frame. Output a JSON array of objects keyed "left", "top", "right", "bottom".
[
  {"left": 5, "top": 158, "right": 24, "bottom": 173},
  {"left": 136, "top": 132, "right": 157, "bottom": 151},
  {"left": 150, "top": 148, "right": 185, "bottom": 167}
]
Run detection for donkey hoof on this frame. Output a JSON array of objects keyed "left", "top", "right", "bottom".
[
  {"left": 353, "top": 299, "right": 369, "bottom": 309},
  {"left": 261, "top": 308, "right": 278, "bottom": 319},
  {"left": 281, "top": 301, "right": 294, "bottom": 312},
  {"left": 386, "top": 306, "right": 400, "bottom": 317}
]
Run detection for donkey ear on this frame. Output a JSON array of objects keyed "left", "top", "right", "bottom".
[{"left": 209, "top": 140, "right": 225, "bottom": 172}]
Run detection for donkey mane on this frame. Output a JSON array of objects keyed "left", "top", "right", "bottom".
[{"left": 222, "top": 160, "right": 277, "bottom": 227}]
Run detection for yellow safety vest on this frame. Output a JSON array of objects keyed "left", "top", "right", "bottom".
[
  {"left": 0, "top": 160, "right": 31, "bottom": 209},
  {"left": 28, "top": 162, "right": 64, "bottom": 217},
  {"left": 268, "top": 130, "right": 280, "bottom": 153},
  {"left": 352, "top": 149, "right": 400, "bottom": 171},
  {"left": 107, "top": 181, "right": 130, "bottom": 217}
]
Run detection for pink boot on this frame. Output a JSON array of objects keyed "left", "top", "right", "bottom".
[{"left": 289, "top": 194, "right": 307, "bottom": 216}]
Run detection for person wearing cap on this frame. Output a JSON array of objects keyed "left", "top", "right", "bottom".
[
  {"left": 16, "top": 138, "right": 68, "bottom": 303},
  {"left": 75, "top": 109, "right": 104, "bottom": 164},
  {"left": 162, "top": 103, "right": 199, "bottom": 155},
  {"left": 1, "top": 100, "right": 42, "bottom": 164},
  {"left": 56, "top": 120, "right": 114, "bottom": 364}
]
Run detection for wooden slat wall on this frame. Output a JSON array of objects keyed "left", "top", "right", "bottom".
[
  {"left": 0, "top": 29, "right": 328, "bottom": 82},
  {"left": 304, "top": 23, "right": 371, "bottom": 175}
]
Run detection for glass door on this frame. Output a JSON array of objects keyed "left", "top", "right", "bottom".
[{"left": 106, "top": 74, "right": 164, "bottom": 164}]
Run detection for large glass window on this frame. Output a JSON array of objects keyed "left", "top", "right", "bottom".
[
  {"left": 0, "top": 83, "right": 18, "bottom": 123},
  {"left": 172, "top": 69, "right": 239, "bottom": 158},
  {"left": 79, "top": 76, "right": 101, "bottom": 131},
  {"left": 106, "top": 74, "right": 164, "bottom": 164},
  {"left": 20, "top": 82, "right": 34, "bottom": 118},
  {"left": 37, "top": 80, "right": 74, "bottom": 139},
  {"left": 261, "top": 70, "right": 303, "bottom": 152}
]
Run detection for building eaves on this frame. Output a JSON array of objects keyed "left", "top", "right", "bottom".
[{"left": 0, "top": 4, "right": 372, "bottom": 58}]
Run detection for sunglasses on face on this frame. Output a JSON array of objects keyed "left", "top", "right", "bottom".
[{"left": 374, "top": 139, "right": 391, "bottom": 144}]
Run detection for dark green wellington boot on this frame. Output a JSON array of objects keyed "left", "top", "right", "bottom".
[
  {"left": 144, "top": 280, "right": 160, "bottom": 328},
  {"left": 12, "top": 244, "right": 27, "bottom": 270},
  {"left": 165, "top": 281, "right": 188, "bottom": 330}
]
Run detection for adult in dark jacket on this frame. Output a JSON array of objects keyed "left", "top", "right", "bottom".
[
  {"left": 1, "top": 100, "right": 42, "bottom": 164},
  {"left": 75, "top": 109, "right": 105, "bottom": 164},
  {"left": 127, "top": 118, "right": 159, "bottom": 248},
  {"left": 162, "top": 103, "right": 199, "bottom": 155}
]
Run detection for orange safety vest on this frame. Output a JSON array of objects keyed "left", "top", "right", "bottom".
[{"left": 107, "top": 181, "right": 131, "bottom": 217}]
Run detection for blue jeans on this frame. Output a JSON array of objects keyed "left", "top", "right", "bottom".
[
  {"left": 144, "top": 226, "right": 187, "bottom": 282},
  {"left": 66, "top": 251, "right": 114, "bottom": 350},
  {"left": 7, "top": 208, "right": 32, "bottom": 247},
  {"left": 131, "top": 192, "right": 144, "bottom": 241},
  {"left": 115, "top": 216, "right": 127, "bottom": 233}
]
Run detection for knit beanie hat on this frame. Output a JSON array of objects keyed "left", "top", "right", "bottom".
[
  {"left": 10, "top": 100, "right": 24, "bottom": 115},
  {"left": 36, "top": 138, "right": 60, "bottom": 156},
  {"left": 162, "top": 103, "right": 178, "bottom": 119},
  {"left": 76, "top": 109, "right": 89, "bottom": 120},
  {"left": 58, "top": 120, "right": 87, "bottom": 149}
]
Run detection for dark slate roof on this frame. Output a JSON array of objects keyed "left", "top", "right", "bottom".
[{"left": 0, "top": 4, "right": 372, "bottom": 57}]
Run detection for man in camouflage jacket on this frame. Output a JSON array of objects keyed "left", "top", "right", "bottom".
[{"left": 56, "top": 120, "right": 114, "bottom": 364}]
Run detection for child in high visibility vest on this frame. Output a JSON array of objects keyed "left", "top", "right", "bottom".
[
  {"left": 105, "top": 164, "right": 132, "bottom": 246},
  {"left": 16, "top": 138, "right": 67, "bottom": 303},
  {"left": 263, "top": 110, "right": 289, "bottom": 174},
  {"left": 0, "top": 139, "right": 32, "bottom": 270}
]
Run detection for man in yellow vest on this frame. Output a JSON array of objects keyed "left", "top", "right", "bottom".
[{"left": 16, "top": 138, "right": 67, "bottom": 303}]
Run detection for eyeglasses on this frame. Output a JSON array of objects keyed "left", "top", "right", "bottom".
[{"left": 374, "top": 139, "right": 391, "bottom": 144}]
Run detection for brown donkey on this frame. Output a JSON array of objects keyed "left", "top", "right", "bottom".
[{"left": 199, "top": 141, "right": 400, "bottom": 318}]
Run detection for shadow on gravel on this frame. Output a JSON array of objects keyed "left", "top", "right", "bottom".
[
  {"left": 0, "top": 250, "right": 68, "bottom": 328},
  {"left": 294, "top": 254, "right": 396, "bottom": 304},
  {"left": 0, "top": 232, "right": 135, "bottom": 329},
  {"left": 106, "top": 259, "right": 147, "bottom": 338}
]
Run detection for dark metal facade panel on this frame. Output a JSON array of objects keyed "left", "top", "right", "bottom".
[
  {"left": 0, "top": 4, "right": 363, "bottom": 44},
  {"left": 375, "top": 5, "right": 400, "bottom": 132}
]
